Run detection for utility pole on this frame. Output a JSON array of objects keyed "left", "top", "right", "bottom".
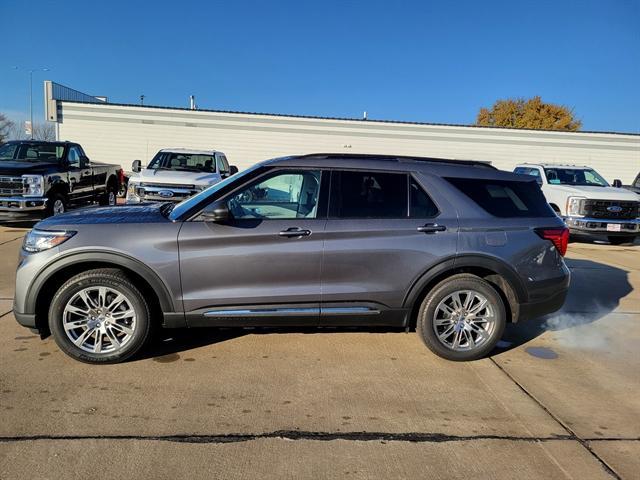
[{"left": 12, "top": 66, "right": 50, "bottom": 139}]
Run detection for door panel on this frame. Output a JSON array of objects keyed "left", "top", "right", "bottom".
[
  {"left": 320, "top": 170, "right": 458, "bottom": 325},
  {"left": 177, "top": 169, "right": 326, "bottom": 325},
  {"left": 66, "top": 146, "right": 93, "bottom": 202},
  {"left": 178, "top": 219, "right": 325, "bottom": 316}
]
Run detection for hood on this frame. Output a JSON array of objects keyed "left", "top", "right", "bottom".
[
  {"left": 131, "top": 168, "right": 219, "bottom": 186},
  {"left": 35, "top": 204, "right": 169, "bottom": 229},
  {"left": 0, "top": 161, "right": 60, "bottom": 175},
  {"left": 546, "top": 184, "right": 640, "bottom": 201}
]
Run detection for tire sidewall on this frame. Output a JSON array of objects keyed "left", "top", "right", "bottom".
[
  {"left": 48, "top": 274, "right": 150, "bottom": 364},
  {"left": 46, "top": 193, "right": 66, "bottom": 217},
  {"left": 418, "top": 276, "right": 506, "bottom": 361}
]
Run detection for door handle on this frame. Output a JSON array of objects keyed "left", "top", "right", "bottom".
[
  {"left": 417, "top": 223, "right": 446, "bottom": 234},
  {"left": 279, "top": 227, "right": 312, "bottom": 237}
]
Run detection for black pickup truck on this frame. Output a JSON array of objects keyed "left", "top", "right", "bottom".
[{"left": 0, "top": 140, "right": 123, "bottom": 220}]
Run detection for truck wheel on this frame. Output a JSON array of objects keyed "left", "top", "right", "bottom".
[
  {"left": 48, "top": 269, "right": 152, "bottom": 364},
  {"left": 100, "top": 183, "right": 118, "bottom": 206},
  {"left": 416, "top": 274, "right": 506, "bottom": 361},
  {"left": 608, "top": 236, "right": 636, "bottom": 246},
  {"left": 46, "top": 193, "right": 67, "bottom": 217}
]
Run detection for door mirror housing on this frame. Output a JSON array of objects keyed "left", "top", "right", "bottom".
[
  {"left": 132, "top": 160, "right": 142, "bottom": 173},
  {"left": 79, "top": 155, "right": 90, "bottom": 168},
  {"left": 200, "top": 202, "right": 230, "bottom": 223},
  {"left": 612, "top": 179, "right": 622, "bottom": 188},
  {"left": 229, "top": 165, "right": 239, "bottom": 175}
]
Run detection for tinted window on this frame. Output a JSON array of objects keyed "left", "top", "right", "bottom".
[
  {"left": 410, "top": 178, "right": 438, "bottom": 217},
  {"left": 228, "top": 170, "right": 321, "bottom": 219},
  {"left": 446, "top": 177, "right": 555, "bottom": 218},
  {"left": 330, "top": 171, "right": 407, "bottom": 218}
]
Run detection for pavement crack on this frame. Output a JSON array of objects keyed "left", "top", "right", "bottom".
[
  {"left": 0, "top": 431, "right": 577, "bottom": 444},
  {"left": 489, "top": 358, "right": 622, "bottom": 480}
]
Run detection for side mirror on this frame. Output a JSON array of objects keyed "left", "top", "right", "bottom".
[
  {"left": 229, "top": 165, "right": 239, "bottom": 175},
  {"left": 132, "top": 160, "right": 142, "bottom": 173},
  {"left": 79, "top": 155, "right": 90, "bottom": 168},
  {"left": 200, "top": 202, "right": 230, "bottom": 223},
  {"left": 612, "top": 179, "right": 622, "bottom": 188}
]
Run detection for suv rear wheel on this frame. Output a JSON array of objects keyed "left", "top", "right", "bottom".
[
  {"left": 48, "top": 269, "right": 151, "bottom": 364},
  {"left": 416, "top": 274, "right": 506, "bottom": 361}
]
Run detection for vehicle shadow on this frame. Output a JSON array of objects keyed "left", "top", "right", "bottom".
[{"left": 493, "top": 257, "right": 633, "bottom": 355}]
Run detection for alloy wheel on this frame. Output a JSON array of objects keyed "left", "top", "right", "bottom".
[
  {"left": 62, "top": 286, "right": 137, "bottom": 354},
  {"left": 432, "top": 290, "right": 496, "bottom": 351}
]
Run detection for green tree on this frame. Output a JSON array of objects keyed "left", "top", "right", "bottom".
[
  {"left": 476, "top": 96, "right": 581, "bottom": 131},
  {"left": 0, "top": 113, "right": 14, "bottom": 143}
]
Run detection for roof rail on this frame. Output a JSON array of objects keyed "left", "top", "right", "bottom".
[{"left": 296, "top": 153, "right": 496, "bottom": 169}]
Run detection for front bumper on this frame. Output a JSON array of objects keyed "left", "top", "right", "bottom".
[
  {"left": 0, "top": 196, "right": 47, "bottom": 220},
  {"left": 564, "top": 216, "right": 640, "bottom": 236}
]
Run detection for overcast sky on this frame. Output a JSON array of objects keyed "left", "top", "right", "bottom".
[{"left": 1, "top": 0, "right": 639, "bottom": 133}]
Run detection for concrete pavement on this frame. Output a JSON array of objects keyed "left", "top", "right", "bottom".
[{"left": 0, "top": 226, "right": 638, "bottom": 479}]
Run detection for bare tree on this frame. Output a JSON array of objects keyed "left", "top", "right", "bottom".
[
  {"left": 0, "top": 113, "right": 14, "bottom": 143},
  {"left": 32, "top": 122, "right": 56, "bottom": 141},
  {"left": 5, "top": 120, "right": 56, "bottom": 141}
]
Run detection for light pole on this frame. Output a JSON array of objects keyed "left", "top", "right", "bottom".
[{"left": 12, "top": 66, "right": 50, "bottom": 139}]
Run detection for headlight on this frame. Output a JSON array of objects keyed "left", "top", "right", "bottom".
[
  {"left": 126, "top": 182, "right": 141, "bottom": 203},
  {"left": 23, "top": 229, "right": 76, "bottom": 253},
  {"left": 566, "top": 197, "right": 585, "bottom": 217},
  {"left": 22, "top": 175, "right": 44, "bottom": 197}
]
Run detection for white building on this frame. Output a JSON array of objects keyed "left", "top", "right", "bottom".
[{"left": 45, "top": 82, "right": 640, "bottom": 183}]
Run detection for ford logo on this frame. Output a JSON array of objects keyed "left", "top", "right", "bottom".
[
  {"left": 157, "top": 190, "right": 174, "bottom": 198},
  {"left": 606, "top": 205, "right": 623, "bottom": 213}
]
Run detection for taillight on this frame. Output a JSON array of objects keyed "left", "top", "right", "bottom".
[
  {"left": 535, "top": 227, "right": 569, "bottom": 256},
  {"left": 118, "top": 169, "right": 125, "bottom": 185}
]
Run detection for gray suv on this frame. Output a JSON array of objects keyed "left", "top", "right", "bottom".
[{"left": 13, "top": 154, "right": 570, "bottom": 364}]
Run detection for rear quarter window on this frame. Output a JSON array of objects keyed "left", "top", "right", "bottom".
[{"left": 446, "top": 177, "right": 555, "bottom": 218}]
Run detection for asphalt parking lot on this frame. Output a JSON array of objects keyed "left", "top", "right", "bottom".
[{"left": 0, "top": 225, "right": 638, "bottom": 479}]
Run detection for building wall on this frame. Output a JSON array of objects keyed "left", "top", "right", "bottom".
[{"left": 57, "top": 101, "right": 640, "bottom": 183}]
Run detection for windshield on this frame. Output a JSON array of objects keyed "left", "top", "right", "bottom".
[
  {"left": 0, "top": 142, "right": 64, "bottom": 162},
  {"left": 168, "top": 164, "right": 262, "bottom": 221},
  {"left": 149, "top": 152, "right": 216, "bottom": 173},
  {"left": 544, "top": 167, "right": 609, "bottom": 187}
]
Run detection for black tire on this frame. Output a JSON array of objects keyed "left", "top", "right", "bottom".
[
  {"left": 416, "top": 274, "right": 506, "bottom": 361},
  {"left": 100, "top": 181, "right": 118, "bottom": 206},
  {"left": 45, "top": 192, "right": 67, "bottom": 217},
  {"left": 48, "top": 268, "right": 152, "bottom": 364},
  {"left": 608, "top": 236, "right": 636, "bottom": 246}
]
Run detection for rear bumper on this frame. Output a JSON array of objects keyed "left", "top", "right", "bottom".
[
  {"left": 518, "top": 266, "right": 571, "bottom": 322},
  {"left": 565, "top": 216, "right": 640, "bottom": 236}
]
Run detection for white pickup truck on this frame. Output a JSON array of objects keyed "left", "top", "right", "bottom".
[
  {"left": 514, "top": 163, "right": 640, "bottom": 245},
  {"left": 126, "top": 148, "right": 237, "bottom": 203}
]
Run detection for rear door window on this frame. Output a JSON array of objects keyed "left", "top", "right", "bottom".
[
  {"left": 410, "top": 177, "right": 439, "bottom": 217},
  {"left": 329, "top": 170, "right": 408, "bottom": 218},
  {"left": 446, "top": 177, "right": 554, "bottom": 218}
]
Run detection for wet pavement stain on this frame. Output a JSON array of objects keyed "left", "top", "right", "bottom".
[
  {"left": 525, "top": 346, "right": 559, "bottom": 359},
  {"left": 153, "top": 353, "right": 180, "bottom": 363}
]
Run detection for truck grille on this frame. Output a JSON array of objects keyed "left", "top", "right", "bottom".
[
  {"left": 580, "top": 199, "right": 639, "bottom": 220},
  {"left": 0, "top": 177, "right": 24, "bottom": 196},
  {"left": 136, "top": 182, "right": 199, "bottom": 202}
]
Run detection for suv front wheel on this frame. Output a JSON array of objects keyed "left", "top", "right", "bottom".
[
  {"left": 417, "top": 274, "right": 506, "bottom": 361},
  {"left": 48, "top": 269, "right": 151, "bottom": 364}
]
